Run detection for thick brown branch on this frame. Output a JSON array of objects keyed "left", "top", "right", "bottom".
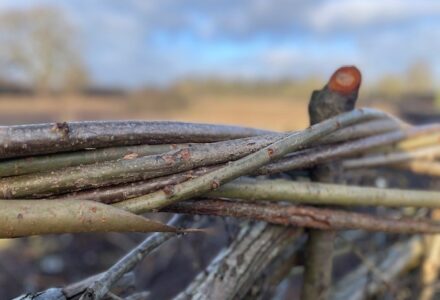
[
  {"left": 163, "top": 199, "right": 440, "bottom": 234},
  {"left": 304, "top": 65, "right": 362, "bottom": 300}
]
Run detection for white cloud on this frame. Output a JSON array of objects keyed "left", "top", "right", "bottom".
[{"left": 309, "top": 0, "right": 440, "bottom": 32}]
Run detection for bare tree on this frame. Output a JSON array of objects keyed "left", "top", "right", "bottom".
[{"left": 0, "top": 6, "right": 88, "bottom": 94}]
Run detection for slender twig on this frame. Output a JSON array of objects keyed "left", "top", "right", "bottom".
[
  {"left": 394, "top": 160, "right": 440, "bottom": 177},
  {"left": 207, "top": 178, "right": 440, "bottom": 208},
  {"left": 163, "top": 199, "right": 440, "bottom": 234},
  {"left": 58, "top": 166, "right": 220, "bottom": 203},
  {"left": 114, "top": 108, "right": 387, "bottom": 213},
  {"left": 0, "top": 144, "right": 184, "bottom": 177},
  {"left": 396, "top": 132, "right": 440, "bottom": 150},
  {"left": 330, "top": 236, "right": 423, "bottom": 300},
  {"left": 0, "top": 120, "right": 273, "bottom": 159},
  {"left": 125, "top": 291, "right": 151, "bottom": 300},
  {"left": 105, "top": 292, "right": 124, "bottom": 300},
  {"left": 80, "top": 215, "right": 187, "bottom": 300},
  {"left": 12, "top": 272, "right": 136, "bottom": 300},
  {"left": 317, "top": 118, "right": 404, "bottom": 145},
  {"left": 343, "top": 145, "right": 440, "bottom": 169},
  {"left": 338, "top": 235, "right": 399, "bottom": 293}
]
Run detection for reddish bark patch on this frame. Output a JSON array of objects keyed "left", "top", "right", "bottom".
[
  {"left": 328, "top": 66, "right": 362, "bottom": 95},
  {"left": 123, "top": 152, "right": 139, "bottom": 160},
  {"left": 51, "top": 122, "right": 70, "bottom": 136},
  {"left": 211, "top": 180, "right": 220, "bottom": 190},
  {"left": 162, "top": 154, "right": 175, "bottom": 165},
  {"left": 163, "top": 185, "right": 175, "bottom": 196},
  {"left": 267, "top": 148, "right": 275, "bottom": 157},
  {"left": 179, "top": 148, "right": 191, "bottom": 161}
]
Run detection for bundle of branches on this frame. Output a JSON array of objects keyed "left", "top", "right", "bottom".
[{"left": 8, "top": 67, "right": 440, "bottom": 300}]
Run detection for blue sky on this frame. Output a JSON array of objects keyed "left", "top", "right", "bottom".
[{"left": 1, "top": 0, "right": 440, "bottom": 87}]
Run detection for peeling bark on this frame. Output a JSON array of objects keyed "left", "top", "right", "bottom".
[{"left": 173, "top": 222, "right": 302, "bottom": 300}]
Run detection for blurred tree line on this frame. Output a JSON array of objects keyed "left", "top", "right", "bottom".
[
  {"left": 370, "top": 61, "right": 435, "bottom": 99},
  {"left": 174, "top": 76, "right": 323, "bottom": 99},
  {"left": 0, "top": 6, "right": 89, "bottom": 94},
  {"left": 176, "top": 61, "right": 437, "bottom": 103}
]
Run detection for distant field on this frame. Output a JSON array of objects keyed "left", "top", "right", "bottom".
[
  {"left": 169, "top": 95, "right": 310, "bottom": 131},
  {"left": 0, "top": 94, "right": 311, "bottom": 130},
  {"left": 0, "top": 94, "right": 397, "bottom": 131}
]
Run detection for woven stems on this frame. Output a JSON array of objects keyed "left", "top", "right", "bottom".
[{"left": 114, "top": 108, "right": 386, "bottom": 213}]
